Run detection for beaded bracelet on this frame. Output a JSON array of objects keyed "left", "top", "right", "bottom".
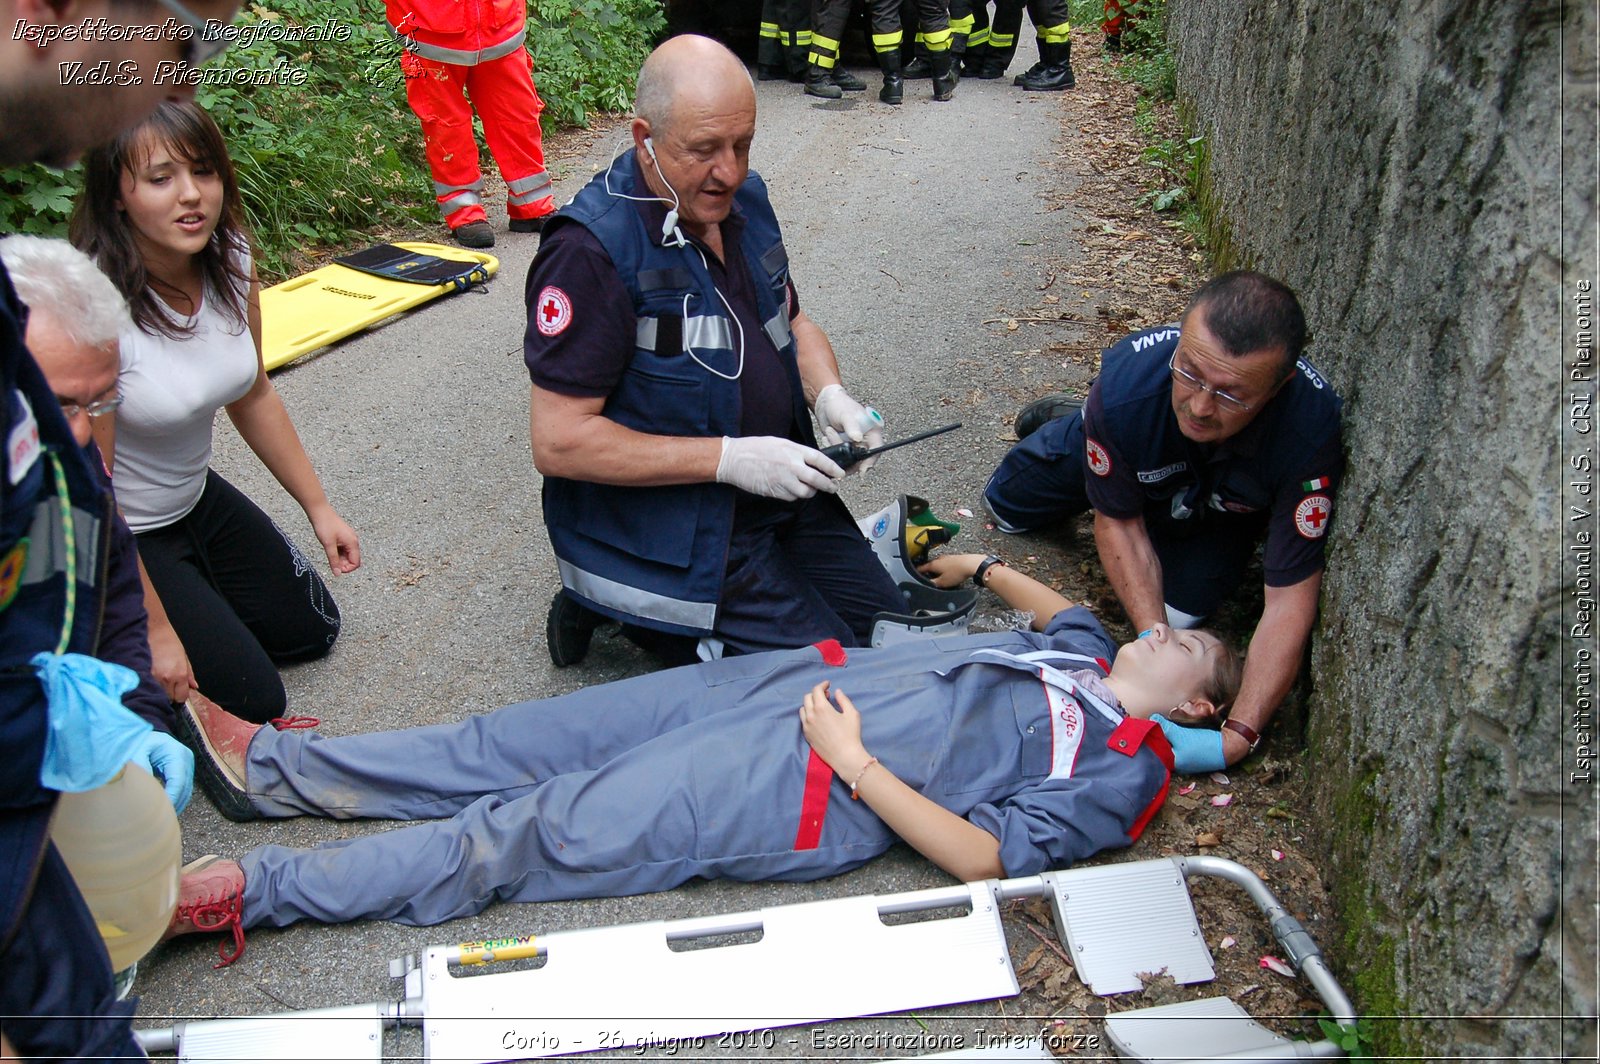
[{"left": 850, "top": 756, "right": 880, "bottom": 800}]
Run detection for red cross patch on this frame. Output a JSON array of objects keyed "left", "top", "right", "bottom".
[
  {"left": 1086, "top": 437, "right": 1112, "bottom": 477},
  {"left": 1294, "top": 494, "right": 1332, "bottom": 539},
  {"left": 535, "top": 285, "right": 573, "bottom": 337}
]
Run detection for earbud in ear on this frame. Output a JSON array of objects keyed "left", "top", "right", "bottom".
[{"left": 644, "top": 136, "right": 658, "bottom": 163}]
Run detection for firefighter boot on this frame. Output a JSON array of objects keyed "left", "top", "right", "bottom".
[
  {"left": 879, "top": 49, "right": 904, "bottom": 104},
  {"left": 930, "top": 51, "right": 958, "bottom": 101},
  {"left": 1022, "top": 41, "right": 1076, "bottom": 90},
  {"left": 805, "top": 62, "right": 843, "bottom": 99}
]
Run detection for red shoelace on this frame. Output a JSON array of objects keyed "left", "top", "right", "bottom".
[
  {"left": 184, "top": 894, "right": 246, "bottom": 968},
  {"left": 269, "top": 716, "right": 320, "bottom": 730}
]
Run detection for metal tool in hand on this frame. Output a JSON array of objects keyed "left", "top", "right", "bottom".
[{"left": 819, "top": 421, "right": 963, "bottom": 470}]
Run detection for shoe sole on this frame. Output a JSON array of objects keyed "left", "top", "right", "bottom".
[{"left": 175, "top": 705, "right": 259, "bottom": 823}]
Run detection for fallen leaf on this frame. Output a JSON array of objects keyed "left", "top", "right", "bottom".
[
  {"left": 1260, "top": 955, "right": 1295, "bottom": 978},
  {"left": 1196, "top": 832, "right": 1222, "bottom": 847},
  {"left": 1219, "top": 935, "right": 1236, "bottom": 949},
  {"left": 1210, "top": 793, "right": 1233, "bottom": 807}
]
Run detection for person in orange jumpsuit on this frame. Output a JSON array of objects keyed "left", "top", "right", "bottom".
[{"left": 388, "top": 0, "right": 557, "bottom": 248}]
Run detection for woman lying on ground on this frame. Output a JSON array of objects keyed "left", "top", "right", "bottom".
[{"left": 165, "top": 553, "right": 1240, "bottom": 966}]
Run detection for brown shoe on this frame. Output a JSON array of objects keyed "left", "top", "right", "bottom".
[
  {"left": 166, "top": 855, "right": 246, "bottom": 967},
  {"left": 177, "top": 694, "right": 261, "bottom": 822}
]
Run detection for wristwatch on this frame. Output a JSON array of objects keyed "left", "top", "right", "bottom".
[
  {"left": 972, "top": 555, "right": 1006, "bottom": 588},
  {"left": 1222, "top": 718, "right": 1261, "bottom": 752}
]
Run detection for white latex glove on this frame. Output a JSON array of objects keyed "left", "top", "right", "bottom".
[
  {"left": 716, "top": 436, "right": 843, "bottom": 501},
  {"left": 813, "top": 384, "right": 886, "bottom": 473}
]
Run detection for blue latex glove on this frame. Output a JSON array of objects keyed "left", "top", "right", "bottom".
[
  {"left": 1152, "top": 714, "right": 1228, "bottom": 774},
  {"left": 32, "top": 652, "right": 150, "bottom": 792},
  {"left": 133, "top": 731, "right": 194, "bottom": 812}
]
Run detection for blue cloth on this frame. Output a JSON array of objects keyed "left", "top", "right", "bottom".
[
  {"left": 984, "top": 324, "right": 1344, "bottom": 616},
  {"left": 238, "top": 606, "right": 1169, "bottom": 929},
  {"left": 33, "top": 652, "right": 148, "bottom": 793}
]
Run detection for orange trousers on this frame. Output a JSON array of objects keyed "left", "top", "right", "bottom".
[{"left": 401, "top": 46, "right": 555, "bottom": 228}]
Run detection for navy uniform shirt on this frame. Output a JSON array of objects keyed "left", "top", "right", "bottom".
[
  {"left": 1082, "top": 324, "right": 1344, "bottom": 588},
  {"left": 523, "top": 189, "right": 803, "bottom": 441}
]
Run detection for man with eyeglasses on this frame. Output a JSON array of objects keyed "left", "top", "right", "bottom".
[
  {"left": 983, "top": 271, "right": 1344, "bottom": 773},
  {"left": 0, "top": 0, "right": 238, "bottom": 1056}
]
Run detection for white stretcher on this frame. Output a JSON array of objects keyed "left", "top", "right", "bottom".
[{"left": 135, "top": 855, "right": 1357, "bottom": 1063}]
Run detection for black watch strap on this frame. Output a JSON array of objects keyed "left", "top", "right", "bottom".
[{"left": 972, "top": 555, "right": 1005, "bottom": 588}]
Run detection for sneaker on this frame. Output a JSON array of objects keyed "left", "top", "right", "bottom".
[
  {"left": 509, "top": 215, "right": 550, "bottom": 234},
  {"left": 451, "top": 220, "right": 495, "bottom": 249},
  {"left": 546, "top": 589, "right": 608, "bottom": 668},
  {"left": 176, "top": 694, "right": 260, "bottom": 823},
  {"left": 1013, "top": 393, "right": 1084, "bottom": 439},
  {"left": 166, "top": 855, "right": 246, "bottom": 968}
]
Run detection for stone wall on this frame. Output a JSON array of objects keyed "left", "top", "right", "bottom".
[{"left": 1165, "top": 0, "right": 1595, "bottom": 1057}]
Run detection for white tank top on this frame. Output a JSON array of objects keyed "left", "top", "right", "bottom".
[{"left": 113, "top": 254, "right": 258, "bottom": 532}]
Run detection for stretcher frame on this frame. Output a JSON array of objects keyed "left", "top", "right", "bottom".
[{"left": 136, "top": 855, "right": 1357, "bottom": 1063}]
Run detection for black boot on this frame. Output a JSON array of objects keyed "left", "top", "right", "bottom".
[
  {"left": 546, "top": 590, "right": 609, "bottom": 667},
  {"left": 964, "top": 47, "right": 1007, "bottom": 79},
  {"left": 805, "top": 63, "right": 842, "bottom": 99},
  {"left": 904, "top": 55, "right": 933, "bottom": 78},
  {"left": 1021, "top": 41, "right": 1075, "bottom": 90},
  {"left": 1012, "top": 45, "right": 1048, "bottom": 86},
  {"left": 831, "top": 67, "right": 867, "bottom": 91},
  {"left": 930, "top": 51, "right": 957, "bottom": 101},
  {"left": 878, "top": 49, "right": 904, "bottom": 104}
]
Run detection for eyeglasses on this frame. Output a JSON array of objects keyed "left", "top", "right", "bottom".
[
  {"left": 60, "top": 391, "right": 123, "bottom": 420},
  {"left": 152, "top": 0, "right": 234, "bottom": 66},
  {"left": 1168, "top": 353, "right": 1255, "bottom": 414}
]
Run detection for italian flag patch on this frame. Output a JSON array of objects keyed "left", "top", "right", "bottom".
[{"left": 1302, "top": 476, "right": 1331, "bottom": 492}]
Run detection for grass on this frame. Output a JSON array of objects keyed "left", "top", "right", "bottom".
[{"left": 0, "top": 0, "right": 664, "bottom": 279}]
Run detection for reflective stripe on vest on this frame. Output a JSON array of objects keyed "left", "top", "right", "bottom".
[
  {"left": 558, "top": 558, "right": 718, "bottom": 632},
  {"left": 18, "top": 499, "right": 101, "bottom": 592},
  {"left": 635, "top": 315, "right": 735, "bottom": 355}
]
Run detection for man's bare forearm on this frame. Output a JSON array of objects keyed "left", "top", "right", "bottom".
[
  {"left": 1093, "top": 512, "right": 1168, "bottom": 631},
  {"left": 1221, "top": 573, "right": 1322, "bottom": 764}
]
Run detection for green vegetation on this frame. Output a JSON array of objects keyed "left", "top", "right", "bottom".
[
  {"left": 530, "top": 0, "right": 666, "bottom": 128},
  {"left": 1069, "top": 0, "right": 1207, "bottom": 241},
  {"left": 1315, "top": 1016, "right": 1376, "bottom": 1061},
  {"left": 0, "top": 0, "right": 663, "bottom": 278}
]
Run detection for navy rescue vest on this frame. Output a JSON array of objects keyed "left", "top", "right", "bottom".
[
  {"left": 541, "top": 152, "right": 814, "bottom": 636},
  {"left": 0, "top": 265, "right": 114, "bottom": 944}
]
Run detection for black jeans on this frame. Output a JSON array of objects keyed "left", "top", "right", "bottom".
[{"left": 135, "top": 469, "right": 340, "bottom": 723}]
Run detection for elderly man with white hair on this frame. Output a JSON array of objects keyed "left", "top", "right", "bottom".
[
  {"left": 0, "top": 234, "right": 194, "bottom": 808},
  {"left": 526, "top": 34, "right": 905, "bottom": 670}
]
